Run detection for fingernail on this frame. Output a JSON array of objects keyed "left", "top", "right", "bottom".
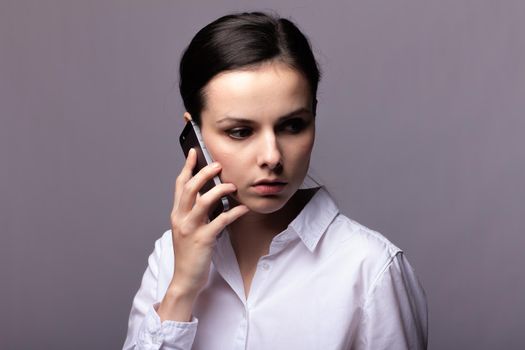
[{"left": 211, "top": 162, "right": 220, "bottom": 168}]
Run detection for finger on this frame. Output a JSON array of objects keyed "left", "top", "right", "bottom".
[
  {"left": 189, "top": 183, "right": 237, "bottom": 220},
  {"left": 206, "top": 205, "right": 250, "bottom": 235},
  {"left": 174, "top": 148, "right": 197, "bottom": 208},
  {"left": 178, "top": 162, "right": 222, "bottom": 212}
]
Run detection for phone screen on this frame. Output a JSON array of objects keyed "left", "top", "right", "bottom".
[{"left": 179, "top": 120, "right": 230, "bottom": 219}]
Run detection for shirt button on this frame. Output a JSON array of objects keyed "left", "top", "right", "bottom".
[{"left": 261, "top": 263, "right": 270, "bottom": 270}]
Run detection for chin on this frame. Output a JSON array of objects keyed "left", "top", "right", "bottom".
[
  {"left": 248, "top": 203, "right": 286, "bottom": 214},
  {"left": 236, "top": 192, "right": 293, "bottom": 215}
]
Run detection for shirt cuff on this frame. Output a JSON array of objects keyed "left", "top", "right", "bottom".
[{"left": 137, "top": 303, "right": 198, "bottom": 350}]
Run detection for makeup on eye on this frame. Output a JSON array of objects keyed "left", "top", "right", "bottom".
[
  {"left": 223, "top": 117, "right": 312, "bottom": 140},
  {"left": 279, "top": 117, "right": 311, "bottom": 133},
  {"left": 227, "top": 127, "right": 253, "bottom": 139}
]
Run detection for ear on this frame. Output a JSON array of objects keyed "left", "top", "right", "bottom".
[{"left": 183, "top": 112, "right": 192, "bottom": 122}]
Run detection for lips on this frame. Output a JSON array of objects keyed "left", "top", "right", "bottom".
[{"left": 251, "top": 180, "right": 288, "bottom": 195}]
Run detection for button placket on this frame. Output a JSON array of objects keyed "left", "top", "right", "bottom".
[{"left": 233, "top": 308, "right": 249, "bottom": 350}]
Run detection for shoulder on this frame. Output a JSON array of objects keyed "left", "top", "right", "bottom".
[
  {"left": 145, "top": 230, "right": 175, "bottom": 296},
  {"left": 146, "top": 229, "right": 173, "bottom": 258},
  {"left": 302, "top": 187, "right": 402, "bottom": 273},
  {"left": 157, "top": 229, "right": 174, "bottom": 249},
  {"left": 324, "top": 213, "right": 401, "bottom": 259},
  {"left": 145, "top": 229, "right": 174, "bottom": 273},
  {"left": 319, "top": 212, "right": 404, "bottom": 285},
  {"left": 337, "top": 214, "right": 399, "bottom": 250}
]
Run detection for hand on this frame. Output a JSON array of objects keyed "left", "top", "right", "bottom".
[{"left": 158, "top": 148, "right": 249, "bottom": 321}]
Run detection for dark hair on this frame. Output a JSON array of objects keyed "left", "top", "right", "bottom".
[{"left": 179, "top": 12, "right": 321, "bottom": 125}]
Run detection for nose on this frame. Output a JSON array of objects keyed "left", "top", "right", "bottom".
[{"left": 257, "top": 130, "right": 282, "bottom": 171}]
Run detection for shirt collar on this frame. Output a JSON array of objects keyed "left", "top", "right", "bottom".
[{"left": 287, "top": 186, "right": 339, "bottom": 252}]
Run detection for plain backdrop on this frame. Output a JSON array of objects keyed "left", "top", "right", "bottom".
[{"left": 1, "top": 1, "right": 524, "bottom": 349}]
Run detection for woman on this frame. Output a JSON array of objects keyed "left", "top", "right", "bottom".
[{"left": 123, "top": 12, "right": 427, "bottom": 350}]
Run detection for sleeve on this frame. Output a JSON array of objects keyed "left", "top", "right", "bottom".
[
  {"left": 351, "top": 252, "right": 428, "bottom": 350},
  {"left": 122, "top": 231, "right": 199, "bottom": 350}
]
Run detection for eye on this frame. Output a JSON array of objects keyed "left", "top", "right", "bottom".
[
  {"left": 280, "top": 118, "right": 309, "bottom": 134},
  {"left": 227, "top": 127, "right": 253, "bottom": 140}
]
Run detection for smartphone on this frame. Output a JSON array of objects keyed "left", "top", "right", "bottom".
[{"left": 179, "top": 120, "right": 231, "bottom": 220}]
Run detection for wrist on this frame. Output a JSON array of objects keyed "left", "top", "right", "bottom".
[
  {"left": 166, "top": 283, "right": 199, "bottom": 303},
  {"left": 157, "top": 285, "right": 199, "bottom": 322}
]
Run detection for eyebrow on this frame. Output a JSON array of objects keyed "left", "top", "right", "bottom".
[{"left": 215, "top": 107, "right": 313, "bottom": 125}]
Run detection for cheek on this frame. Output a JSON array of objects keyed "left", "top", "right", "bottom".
[
  {"left": 203, "top": 134, "right": 234, "bottom": 166},
  {"left": 207, "top": 147, "right": 242, "bottom": 183},
  {"left": 287, "top": 135, "right": 315, "bottom": 163}
]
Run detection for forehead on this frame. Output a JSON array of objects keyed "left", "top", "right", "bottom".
[{"left": 201, "top": 62, "right": 312, "bottom": 123}]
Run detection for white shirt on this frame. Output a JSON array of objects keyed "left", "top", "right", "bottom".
[{"left": 123, "top": 185, "right": 428, "bottom": 350}]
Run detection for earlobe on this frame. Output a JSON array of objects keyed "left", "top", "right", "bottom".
[{"left": 183, "top": 112, "right": 192, "bottom": 122}]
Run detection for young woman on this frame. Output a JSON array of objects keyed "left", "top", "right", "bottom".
[{"left": 123, "top": 12, "right": 427, "bottom": 350}]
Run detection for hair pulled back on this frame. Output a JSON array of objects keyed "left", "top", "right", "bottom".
[{"left": 179, "top": 12, "right": 321, "bottom": 125}]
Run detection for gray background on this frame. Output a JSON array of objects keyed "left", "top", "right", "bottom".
[{"left": 1, "top": 0, "right": 524, "bottom": 349}]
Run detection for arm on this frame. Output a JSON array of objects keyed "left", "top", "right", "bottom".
[
  {"left": 122, "top": 232, "right": 198, "bottom": 350},
  {"left": 123, "top": 148, "right": 249, "bottom": 349},
  {"left": 351, "top": 253, "right": 428, "bottom": 350}
]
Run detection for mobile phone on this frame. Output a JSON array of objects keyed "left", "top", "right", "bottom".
[{"left": 179, "top": 120, "right": 231, "bottom": 220}]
